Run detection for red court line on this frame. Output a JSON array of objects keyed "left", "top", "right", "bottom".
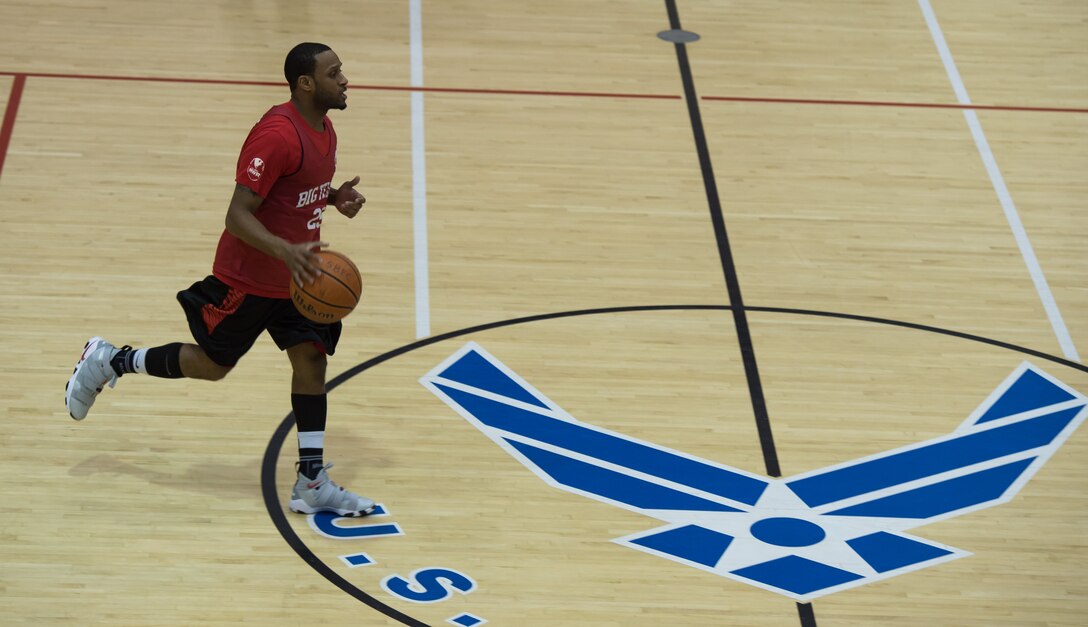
[
  {"left": 0, "top": 71, "right": 680, "bottom": 100},
  {"left": 0, "top": 70, "right": 283, "bottom": 89},
  {"left": 701, "top": 94, "right": 1088, "bottom": 114},
  {"left": 0, "top": 74, "right": 27, "bottom": 181},
  {"left": 359, "top": 84, "right": 682, "bottom": 100},
  {"left": 1, "top": 69, "right": 1085, "bottom": 112}
]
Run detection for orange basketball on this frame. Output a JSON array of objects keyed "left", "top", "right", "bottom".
[{"left": 289, "top": 250, "right": 362, "bottom": 324}]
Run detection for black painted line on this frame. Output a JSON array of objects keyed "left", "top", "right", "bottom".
[
  {"left": 666, "top": 0, "right": 795, "bottom": 622},
  {"left": 329, "top": 303, "right": 1086, "bottom": 390},
  {"left": 798, "top": 602, "right": 818, "bottom": 627},
  {"left": 752, "top": 305, "right": 1087, "bottom": 373},
  {"left": 263, "top": 303, "right": 1085, "bottom": 625},
  {"left": 261, "top": 415, "right": 430, "bottom": 627},
  {"left": 329, "top": 305, "right": 728, "bottom": 389},
  {"left": 662, "top": 1, "right": 781, "bottom": 477}
]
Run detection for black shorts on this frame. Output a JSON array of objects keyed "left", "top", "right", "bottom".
[{"left": 177, "top": 275, "right": 342, "bottom": 367}]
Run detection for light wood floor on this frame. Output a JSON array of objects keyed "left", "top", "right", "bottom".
[{"left": 0, "top": 1, "right": 1085, "bottom": 626}]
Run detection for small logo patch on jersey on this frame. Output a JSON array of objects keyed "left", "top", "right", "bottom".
[{"left": 247, "top": 157, "right": 265, "bottom": 181}]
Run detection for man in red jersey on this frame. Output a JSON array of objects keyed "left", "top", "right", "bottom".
[{"left": 65, "top": 43, "right": 375, "bottom": 517}]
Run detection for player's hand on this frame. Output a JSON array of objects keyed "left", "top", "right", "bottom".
[
  {"left": 332, "top": 176, "right": 366, "bottom": 218},
  {"left": 283, "top": 240, "right": 329, "bottom": 286}
]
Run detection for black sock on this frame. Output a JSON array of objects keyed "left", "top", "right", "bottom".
[
  {"left": 111, "top": 344, "right": 185, "bottom": 379},
  {"left": 109, "top": 347, "right": 133, "bottom": 376},
  {"left": 293, "top": 393, "right": 327, "bottom": 479},
  {"left": 145, "top": 344, "right": 185, "bottom": 378}
]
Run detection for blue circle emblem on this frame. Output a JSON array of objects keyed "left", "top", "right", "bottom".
[{"left": 750, "top": 517, "right": 827, "bottom": 547}]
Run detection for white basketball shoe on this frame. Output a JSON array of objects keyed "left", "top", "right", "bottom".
[
  {"left": 289, "top": 462, "right": 376, "bottom": 517},
  {"left": 66, "top": 336, "right": 121, "bottom": 421}
]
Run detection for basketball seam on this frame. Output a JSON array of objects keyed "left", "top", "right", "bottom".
[
  {"left": 315, "top": 271, "right": 359, "bottom": 303},
  {"left": 318, "top": 252, "right": 360, "bottom": 301},
  {"left": 295, "top": 286, "right": 356, "bottom": 310},
  {"left": 291, "top": 251, "right": 361, "bottom": 321}
]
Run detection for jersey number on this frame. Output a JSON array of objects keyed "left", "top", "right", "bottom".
[{"left": 307, "top": 207, "right": 325, "bottom": 230}]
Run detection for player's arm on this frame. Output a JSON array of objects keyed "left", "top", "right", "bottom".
[{"left": 225, "top": 184, "right": 327, "bottom": 285}]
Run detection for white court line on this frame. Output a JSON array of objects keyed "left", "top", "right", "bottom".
[
  {"left": 918, "top": 0, "right": 1080, "bottom": 363},
  {"left": 410, "top": 0, "right": 431, "bottom": 339}
]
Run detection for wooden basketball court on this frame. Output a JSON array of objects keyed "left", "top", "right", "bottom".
[{"left": 1, "top": 1, "right": 1085, "bottom": 625}]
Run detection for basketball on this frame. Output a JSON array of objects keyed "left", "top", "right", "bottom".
[{"left": 290, "top": 250, "right": 362, "bottom": 324}]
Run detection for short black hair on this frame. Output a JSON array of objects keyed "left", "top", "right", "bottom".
[{"left": 284, "top": 42, "right": 332, "bottom": 91}]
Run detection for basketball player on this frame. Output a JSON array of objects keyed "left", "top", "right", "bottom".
[{"left": 65, "top": 43, "right": 375, "bottom": 517}]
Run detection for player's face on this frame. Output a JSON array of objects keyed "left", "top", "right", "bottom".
[{"left": 312, "top": 50, "right": 348, "bottom": 111}]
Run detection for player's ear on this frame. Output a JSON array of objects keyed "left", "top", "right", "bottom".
[{"left": 297, "top": 74, "right": 315, "bottom": 93}]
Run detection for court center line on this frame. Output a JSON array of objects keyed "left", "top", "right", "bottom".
[
  {"left": 0, "top": 74, "right": 27, "bottom": 181},
  {"left": 919, "top": 0, "right": 1081, "bottom": 364},
  {"left": 663, "top": 0, "right": 781, "bottom": 477},
  {"left": 664, "top": 3, "right": 814, "bottom": 623},
  {"left": 410, "top": 0, "right": 431, "bottom": 340}
]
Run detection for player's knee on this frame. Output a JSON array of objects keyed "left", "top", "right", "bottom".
[
  {"left": 202, "top": 363, "right": 233, "bottom": 381},
  {"left": 181, "top": 345, "right": 234, "bottom": 381},
  {"left": 300, "top": 351, "right": 327, "bottom": 373},
  {"left": 292, "top": 359, "right": 326, "bottom": 386},
  {"left": 288, "top": 344, "right": 327, "bottom": 374}
]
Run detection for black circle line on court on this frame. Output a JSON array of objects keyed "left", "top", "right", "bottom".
[{"left": 260, "top": 303, "right": 1086, "bottom": 627}]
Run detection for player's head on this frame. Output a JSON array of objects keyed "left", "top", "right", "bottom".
[{"left": 284, "top": 42, "right": 348, "bottom": 111}]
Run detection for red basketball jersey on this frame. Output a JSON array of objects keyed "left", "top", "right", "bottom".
[{"left": 213, "top": 101, "right": 337, "bottom": 298}]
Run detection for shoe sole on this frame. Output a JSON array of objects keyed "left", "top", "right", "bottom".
[
  {"left": 65, "top": 337, "right": 103, "bottom": 421},
  {"left": 288, "top": 498, "right": 376, "bottom": 517}
]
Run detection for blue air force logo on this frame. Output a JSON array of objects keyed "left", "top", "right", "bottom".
[{"left": 420, "top": 343, "right": 1087, "bottom": 601}]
